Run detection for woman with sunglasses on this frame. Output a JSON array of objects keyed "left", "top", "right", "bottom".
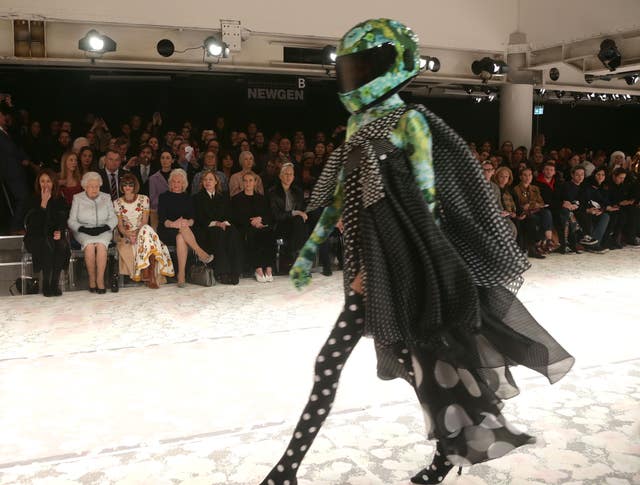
[{"left": 113, "top": 173, "right": 174, "bottom": 288}]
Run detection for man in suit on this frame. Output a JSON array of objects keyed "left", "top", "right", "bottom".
[
  {"left": 127, "top": 144, "right": 156, "bottom": 196},
  {"left": 99, "top": 149, "right": 122, "bottom": 201},
  {"left": 0, "top": 99, "right": 30, "bottom": 234}
]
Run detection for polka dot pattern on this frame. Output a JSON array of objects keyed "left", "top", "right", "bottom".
[{"left": 260, "top": 293, "right": 365, "bottom": 484}]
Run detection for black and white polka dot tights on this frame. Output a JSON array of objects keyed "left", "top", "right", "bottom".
[{"left": 260, "top": 291, "right": 365, "bottom": 485}]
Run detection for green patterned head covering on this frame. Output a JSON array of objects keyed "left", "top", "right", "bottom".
[{"left": 336, "top": 18, "right": 420, "bottom": 114}]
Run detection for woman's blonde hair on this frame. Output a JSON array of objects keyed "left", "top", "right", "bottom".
[
  {"left": 168, "top": 168, "right": 189, "bottom": 191},
  {"left": 494, "top": 166, "right": 513, "bottom": 186},
  {"left": 60, "top": 151, "right": 81, "bottom": 184}
]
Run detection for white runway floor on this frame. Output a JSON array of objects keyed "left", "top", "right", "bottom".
[{"left": 0, "top": 248, "right": 639, "bottom": 485}]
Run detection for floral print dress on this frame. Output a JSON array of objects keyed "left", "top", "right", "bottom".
[{"left": 113, "top": 195, "right": 175, "bottom": 281}]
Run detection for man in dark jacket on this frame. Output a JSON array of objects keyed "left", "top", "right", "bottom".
[{"left": 0, "top": 100, "right": 30, "bottom": 234}]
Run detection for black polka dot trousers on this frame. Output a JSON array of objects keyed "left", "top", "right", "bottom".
[{"left": 260, "top": 291, "right": 365, "bottom": 485}]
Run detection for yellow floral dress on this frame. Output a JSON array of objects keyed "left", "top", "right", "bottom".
[{"left": 113, "top": 195, "right": 175, "bottom": 281}]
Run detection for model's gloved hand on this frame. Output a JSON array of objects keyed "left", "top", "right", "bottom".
[{"left": 289, "top": 255, "right": 313, "bottom": 290}]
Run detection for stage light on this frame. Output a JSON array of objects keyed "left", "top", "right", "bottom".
[
  {"left": 537, "top": 88, "right": 546, "bottom": 96},
  {"left": 612, "top": 94, "right": 620, "bottom": 101},
  {"left": 488, "top": 94, "right": 497, "bottom": 102},
  {"left": 78, "top": 30, "right": 116, "bottom": 55},
  {"left": 471, "top": 57, "right": 508, "bottom": 81},
  {"left": 599, "top": 93, "right": 609, "bottom": 101},
  {"left": 473, "top": 96, "right": 483, "bottom": 103},
  {"left": 625, "top": 74, "right": 639, "bottom": 85},
  {"left": 322, "top": 45, "right": 337, "bottom": 65},
  {"left": 556, "top": 90, "right": 565, "bottom": 98},
  {"left": 597, "top": 39, "right": 621, "bottom": 71},
  {"left": 572, "top": 92, "right": 585, "bottom": 101},
  {"left": 420, "top": 56, "right": 441, "bottom": 72},
  {"left": 204, "top": 36, "right": 229, "bottom": 59},
  {"left": 622, "top": 94, "right": 632, "bottom": 100}
]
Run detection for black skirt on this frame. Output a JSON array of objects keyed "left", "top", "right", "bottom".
[{"left": 356, "top": 150, "right": 574, "bottom": 465}]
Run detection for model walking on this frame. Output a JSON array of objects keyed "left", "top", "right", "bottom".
[{"left": 260, "top": 18, "right": 574, "bottom": 485}]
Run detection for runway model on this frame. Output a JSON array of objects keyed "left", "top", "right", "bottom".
[{"left": 260, "top": 18, "right": 574, "bottom": 485}]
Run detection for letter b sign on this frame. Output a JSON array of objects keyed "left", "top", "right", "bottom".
[{"left": 298, "top": 78, "right": 306, "bottom": 89}]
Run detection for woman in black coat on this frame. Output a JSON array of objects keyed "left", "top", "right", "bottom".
[
  {"left": 231, "top": 171, "right": 275, "bottom": 282},
  {"left": 193, "top": 170, "right": 243, "bottom": 284},
  {"left": 24, "top": 168, "right": 70, "bottom": 296},
  {"left": 268, "top": 162, "right": 309, "bottom": 264}
]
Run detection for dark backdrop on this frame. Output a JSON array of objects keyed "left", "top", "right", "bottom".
[{"left": 1, "top": 67, "right": 639, "bottom": 153}]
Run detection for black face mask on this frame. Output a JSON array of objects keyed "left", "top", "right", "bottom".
[{"left": 336, "top": 43, "right": 396, "bottom": 93}]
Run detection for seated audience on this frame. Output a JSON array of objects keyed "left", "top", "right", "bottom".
[
  {"left": 157, "top": 168, "right": 213, "bottom": 288},
  {"left": 232, "top": 172, "right": 275, "bottom": 283},
  {"left": 493, "top": 167, "right": 520, "bottom": 240},
  {"left": 67, "top": 171, "right": 118, "bottom": 293},
  {"left": 607, "top": 167, "right": 640, "bottom": 246},
  {"left": 229, "top": 151, "right": 264, "bottom": 197},
  {"left": 24, "top": 169, "right": 70, "bottom": 296},
  {"left": 78, "top": 146, "right": 96, "bottom": 175},
  {"left": 148, "top": 150, "right": 174, "bottom": 229},
  {"left": 114, "top": 173, "right": 174, "bottom": 289},
  {"left": 191, "top": 150, "right": 228, "bottom": 195},
  {"left": 193, "top": 170, "right": 242, "bottom": 284},
  {"left": 579, "top": 166, "right": 611, "bottom": 253},
  {"left": 58, "top": 152, "right": 83, "bottom": 206},
  {"left": 513, "top": 167, "right": 555, "bottom": 258},
  {"left": 269, "top": 162, "right": 308, "bottom": 268}
]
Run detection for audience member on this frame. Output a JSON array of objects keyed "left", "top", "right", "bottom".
[
  {"left": 513, "top": 167, "right": 555, "bottom": 258},
  {"left": 59, "top": 152, "right": 83, "bottom": 206},
  {"left": 269, "top": 163, "right": 308, "bottom": 269},
  {"left": 232, "top": 172, "right": 275, "bottom": 283},
  {"left": 229, "top": 151, "right": 264, "bottom": 197},
  {"left": 67, "top": 171, "right": 118, "bottom": 293},
  {"left": 192, "top": 150, "right": 228, "bottom": 195},
  {"left": 23, "top": 169, "right": 70, "bottom": 296},
  {"left": 114, "top": 173, "right": 174, "bottom": 288},
  {"left": 193, "top": 170, "right": 242, "bottom": 284},
  {"left": 157, "top": 168, "right": 213, "bottom": 287}
]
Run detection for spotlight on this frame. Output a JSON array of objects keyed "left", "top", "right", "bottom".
[
  {"left": 625, "top": 74, "right": 639, "bottom": 85},
  {"left": 473, "top": 96, "right": 483, "bottom": 103},
  {"left": 204, "top": 36, "right": 229, "bottom": 59},
  {"left": 622, "top": 94, "right": 632, "bottom": 100},
  {"left": 483, "top": 87, "right": 493, "bottom": 95},
  {"left": 464, "top": 86, "right": 474, "bottom": 94},
  {"left": 573, "top": 92, "right": 585, "bottom": 101},
  {"left": 471, "top": 57, "right": 509, "bottom": 82},
  {"left": 587, "top": 92, "right": 596, "bottom": 100},
  {"left": 537, "top": 88, "right": 546, "bottom": 96},
  {"left": 597, "top": 39, "right": 621, "bottom": 71},
  {"left": 488, "top": 94, "right": 497, "bottom": 102},
  {"left": 322, "top": 45, "right": 337, "bottom": 65},
  {"left": 556, "top": 90, "right": 565, "bottom": 98},
  {"left": 612, "top": 94, "right": 620, "bottom": 101},
  {"left": 599, "top": 93, "right": 609, "bottom": 101},
  {"left": 157, "top": 39, "right": 175, "bottom": 57},
  {"left": 78, "top": 30, "right": 116, "bottom": 55},
  {"left": 420, "top": 56, "right": 441, "bottom": 72}
]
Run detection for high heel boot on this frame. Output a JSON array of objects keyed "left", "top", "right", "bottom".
[
  {"left": 410, "top": 442, "right": 463, "bottom": 484},
  {"left": 147, "top": 255, "right": 159, "bottom": 289}
]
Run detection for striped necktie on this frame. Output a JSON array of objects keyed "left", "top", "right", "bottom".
[{"left": 110, "top": 173, "right": 118, "bottom": 200}]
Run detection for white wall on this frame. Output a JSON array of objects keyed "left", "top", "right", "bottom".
[
  {"left": 519, "top": 0, "right": 640, "bottom": 48},
  {"left": 2, "top": 0, "right": 517, "bottom": 51}
]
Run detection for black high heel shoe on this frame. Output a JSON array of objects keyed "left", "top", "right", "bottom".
[{"left": 411, "top": 443, "right": 463, "bottom": 484}]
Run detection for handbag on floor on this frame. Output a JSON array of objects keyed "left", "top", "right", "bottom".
[{"left": 188, "top": 262, "right": 215, "bottom": 287}]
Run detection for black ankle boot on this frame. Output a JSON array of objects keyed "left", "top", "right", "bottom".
[{"left": 411, "top": 443, "right": 463, "bottom": 484}]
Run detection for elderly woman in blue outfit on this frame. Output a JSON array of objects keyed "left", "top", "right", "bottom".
[{"left": 68, "top": 171, "right": 118, "bottom": 293}]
